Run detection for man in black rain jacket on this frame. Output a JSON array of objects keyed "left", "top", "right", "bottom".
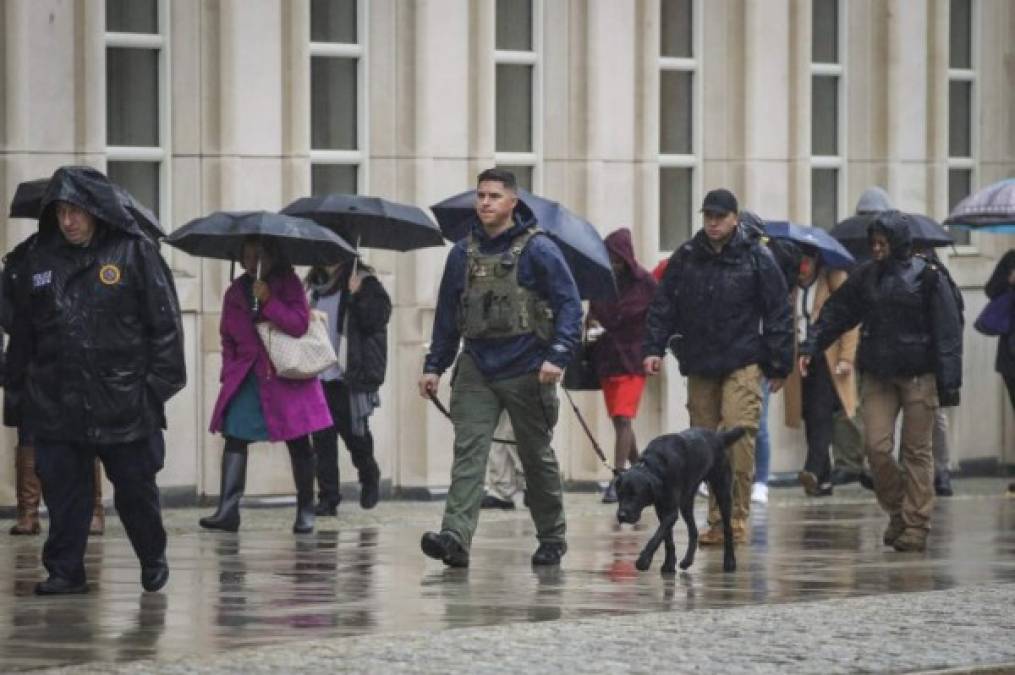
[
  {"left": 6, "top": 166, "right": 185, "bottom": 594},
  {"left": 800, "top": 211, "right": 962, "bottom": 552},
  {"left": 643, "top": 189, "right": 794, "bottom": 545}
]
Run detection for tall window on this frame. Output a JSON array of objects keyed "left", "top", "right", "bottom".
[
  {"left": 105, "top": 0, "right": 167, "bottom": 222},
  {"left": 658, "top": 0, "right": 697, "bottom": 251},
  {"left": 947, "top": 0, "right": 975, "bottom": 246},
  {"left": 810, "top": 0, "right": 844, "bottom": 231},
  {"left": 494, "top": 0, "right": 539, "bottom": 191},
  {"left": 310, "top": 0, "right": 365, "bottom": 196}
]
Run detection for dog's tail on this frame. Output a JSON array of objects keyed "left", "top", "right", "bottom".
[{"left": 719, "top": 426, "right": 746, "bottom": 447}]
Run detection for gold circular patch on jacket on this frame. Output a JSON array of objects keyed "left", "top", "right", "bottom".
[{"left": 99, "top": 264, "right": 121, "bottom": 285}]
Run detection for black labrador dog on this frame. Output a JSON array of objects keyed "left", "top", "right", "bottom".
[{"left": 615, "top": 427, "right": 745, "bottom": 574}]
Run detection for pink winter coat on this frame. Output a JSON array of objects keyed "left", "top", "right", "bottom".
[{"left": 209, "top": 270, "right": 333, "bottom": 442}]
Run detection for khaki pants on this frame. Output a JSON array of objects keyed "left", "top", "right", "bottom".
[
  {"left": 861, "top": 374, "right": 938, "bottom": 531},
  {"left": 485, "top": 412, "right": 526, "bottom": 502},
  {"left": 442, "top": 354, "right": 565, "bottom": 551},
  {"left": 687, "top": 364, "right": 762, "bottom": 526}
]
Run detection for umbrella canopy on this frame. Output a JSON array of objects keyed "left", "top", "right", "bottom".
[
  {"left": 763, "top": 220, "right": 855, "bottom": 269},
  {"left": 281, "top": 193, "right": 445, "bottom": 251},
  {"left": 430, "top": 189, "right": 616, "bottom": 300},
  {"left": 830, "top": 211, "right": 952, "bottom": 258},
  {"left": 165, "top": 211, "right": 358, "bottom": 267},
  {"left": 944, "top": 178, "right": 1015, "bottom": 233},
  {"left": 9, "top": 174, "right": 166, "bottom": 242}
]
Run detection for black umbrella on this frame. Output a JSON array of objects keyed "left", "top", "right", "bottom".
[
  {"left": 430, "top": 189, "right": 616, "bottom": 300},
  {"left": 165, "top": 211, "right": 358, "bottom": 267},
  {"left": 281, "top": 194, "right": 444, "bottom": 251},
  {"left": 9, "top": 174, "right": 167, "bottom": 242},
  {"left": 830, "top": 211, "right": 953, "bottom": 258}
]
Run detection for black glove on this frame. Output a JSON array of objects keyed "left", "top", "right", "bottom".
[{"left": 939, "top": 388, "right": 960, "bottom": 408}]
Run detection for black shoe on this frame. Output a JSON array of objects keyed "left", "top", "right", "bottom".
[
  {"left": 814, "top": 482, "right": 834, "bottom": 497},
  {"left": 858, "top": 471, "right": 875, "bottom": 491},
  {"left": 601, "top": 481, "right": 618, "bottom": 504},
  {"left": 934, "top": 471, "right": 954, "bottom": 497},
  {"left": 315, "top": 499, "right": 339, "bottom": 517},
  {"left": 830, "top": 468, "right": 860, "bottom": 486},
  {"left": 141, "top": 558, "right": 169, "bottom": 592},
  {"left": 360, "top": 466, "right": 380, "bottom": 510},
  {"left": 531, "top": 541, "right": 567, "bottom": 566},
  {"left": 480, "top": 494, "right": 515, "bottom": 510},
  {"left": 34, "top": 577, "right": 88, "bottom": 596},
  {"left": 420, "top": 531, "right": 469, "bottom": 568}
]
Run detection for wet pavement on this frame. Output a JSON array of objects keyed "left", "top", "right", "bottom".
[{"left": 2, "top": 479, "right": 1014, "bottom": 673}]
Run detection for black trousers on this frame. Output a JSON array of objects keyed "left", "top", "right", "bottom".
[
  {"left": 311, "top": 379, "right": 377, "bottom": 506},
  {"left": 35, "top": 433, "right": 166, "bottom": 585},
  {"left": 802, "top": 357, "right": 840, "bottom": 483}
]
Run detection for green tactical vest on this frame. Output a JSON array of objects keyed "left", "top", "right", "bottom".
[{"left": 457, "top": 227, "right": 555, "bottom": 341}]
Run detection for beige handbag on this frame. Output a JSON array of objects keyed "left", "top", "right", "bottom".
[{"left": 256, "top": 309, "right": 338, "bottom": 380}]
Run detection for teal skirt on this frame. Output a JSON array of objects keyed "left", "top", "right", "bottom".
[{"left": 223, "top": 371, "right": 270, "bottom": 442}]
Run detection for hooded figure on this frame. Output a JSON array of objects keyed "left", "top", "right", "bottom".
[
  {"left": 588, "top": 229, "right": 658, "bottom": 500},
  {"left": 589, "top": 228, "right": 657, "bottom": 380},
  {"left": 800, "top": 210, "right": 963, "bottom": 553},
  {"left": 6, "top": 165, "right": 185, "bottom": 595}
]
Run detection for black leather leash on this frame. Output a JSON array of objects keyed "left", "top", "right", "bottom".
[
  {"left": 561, "top": 388, "right": 619, "bottom": 476},
  {"left": 427, "top": 389, "right": 619, "bottom": 476}
]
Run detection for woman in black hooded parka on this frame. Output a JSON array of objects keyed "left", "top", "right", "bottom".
[{"left": 800, "top": 211, "right": 962, "bottom": 554}]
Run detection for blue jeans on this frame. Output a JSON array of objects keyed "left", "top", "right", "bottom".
[{"left": 754, "top": 380, "right": 771, "bottom": 484}]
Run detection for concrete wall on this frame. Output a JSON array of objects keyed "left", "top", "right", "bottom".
[{"left": 1, "top": 0, "right": 1013, "bottom": 508}]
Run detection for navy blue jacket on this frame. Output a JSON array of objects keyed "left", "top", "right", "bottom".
[{"left": 424, "top": 213, "right": 582, "bottom": 381}]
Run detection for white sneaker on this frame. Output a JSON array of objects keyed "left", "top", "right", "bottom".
[
  {"left": 751, "top": 482, "right": 769, "bottom": 505},
  {"left": 697, "top": 482, "right": 709, "bottom": 498}
]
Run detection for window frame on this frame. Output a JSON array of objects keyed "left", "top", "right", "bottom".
[
  {"left": 657, "top": 0, "right": 702, "bottom": 252},
  {"left": 309, "top": 0, "right": 368, "bottom": 195},
  {"left": 946, "top": 0, "right": 978, "bottom": 252},
  {"left": 494, "top": 0, "right": 542, "bottom": 192},
  {"left": 809, "top": 0, "right": 847, "bottom": 229},
  {"left": 104, "top": 0, "right": 171, "bottom": 230}
]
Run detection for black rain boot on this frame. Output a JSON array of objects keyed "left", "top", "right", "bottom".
[
  {"left": 199, "top": 447, "right": 248, "bottom": 532},
  {"left": 289, "top": 443, "right": 316, "bottom": 534}
]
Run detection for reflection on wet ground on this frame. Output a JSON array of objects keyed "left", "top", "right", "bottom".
[{"left": 1, "top": 490, "right": 1013, "bottom": 671}]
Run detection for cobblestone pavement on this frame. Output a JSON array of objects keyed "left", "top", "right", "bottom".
[{"left": 1, "top": 479, "right": 1013, "bottom": 673}]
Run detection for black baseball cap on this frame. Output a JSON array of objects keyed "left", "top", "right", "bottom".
[{"left": 700, "top": 188, "right": 739, "bottom": 215}]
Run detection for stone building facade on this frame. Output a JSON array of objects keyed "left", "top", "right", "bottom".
[{"left": 1, "top": 0, "right": 1013, "bottom": 507}]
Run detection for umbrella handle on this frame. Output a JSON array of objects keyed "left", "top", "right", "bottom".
[
  {"left": 253, "top": 257, "right": 261, "bottom": 313},
  {"left": 351, "top": 234, "right": 361, "bottom": 277}
]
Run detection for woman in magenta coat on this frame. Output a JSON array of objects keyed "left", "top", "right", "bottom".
[{"left": 200, "top": 237, "right": 333, "bottom": 534}]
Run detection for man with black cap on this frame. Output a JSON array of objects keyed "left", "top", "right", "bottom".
[{"left": 643, "top": 188, "right": 794, "bottom": 545}]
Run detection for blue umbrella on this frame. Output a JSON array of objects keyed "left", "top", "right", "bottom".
[
  {"left": 430, "top": 189, "right": 617, "bottom": 300},
  {"left": 763, "top": 220, "right": 855, "bottom": 269},
  {"left": 944, "top": 178, "right": 1015, "bottom": 233}
]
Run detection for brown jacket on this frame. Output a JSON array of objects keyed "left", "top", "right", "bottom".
[{"left": 784, "top": 268, "right": 858, "bottom": 427}]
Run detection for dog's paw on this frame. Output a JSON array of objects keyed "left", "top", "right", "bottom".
[
  {"left": 723, "top": 558, "right": 736, "bottom": 573},
  {"left": 660, "top": 563, "right": 676, "bottom": 575},
  {"left": 635, "top": 555, "right": 652, "bottom": 572},
  {"left": 678, "top": 557, "right": 693, "bottom": 570}
]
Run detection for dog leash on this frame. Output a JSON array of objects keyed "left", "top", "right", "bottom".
[
  {"left": 428, "top": 388, "right": 619, "bottom": 477},
  {"left": 427, "top": 392, "right": 518, "bottom": 445},
  {"left": 562, "top": 388, "right": 620, "bottom": 476}
]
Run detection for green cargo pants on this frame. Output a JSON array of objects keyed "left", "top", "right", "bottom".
[{"left": 441, "top": 354, "right": 566, "bottom": 552}]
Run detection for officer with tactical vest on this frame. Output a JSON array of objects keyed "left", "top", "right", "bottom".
[{"left": 418, "top": 168, "right": 582, "bottom": 568}]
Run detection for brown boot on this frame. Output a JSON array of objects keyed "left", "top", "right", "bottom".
[
  {"left": 90, "top": 461, "right": 105, "bottom": 536},
  {"left": 892, "top": 527, "right": 928, "bottom": 552},
  {"left": 882, "top": 513, "right": 905, "bottom": 546},
  {"left": 698, "top": 526, "right": 724, "bottom": 546},
  {"left": 9, "top": 446, "right": 41, "bottom": 536},
  {"left": 732, "top": 518, "right": 748, "bottom": 544}
]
